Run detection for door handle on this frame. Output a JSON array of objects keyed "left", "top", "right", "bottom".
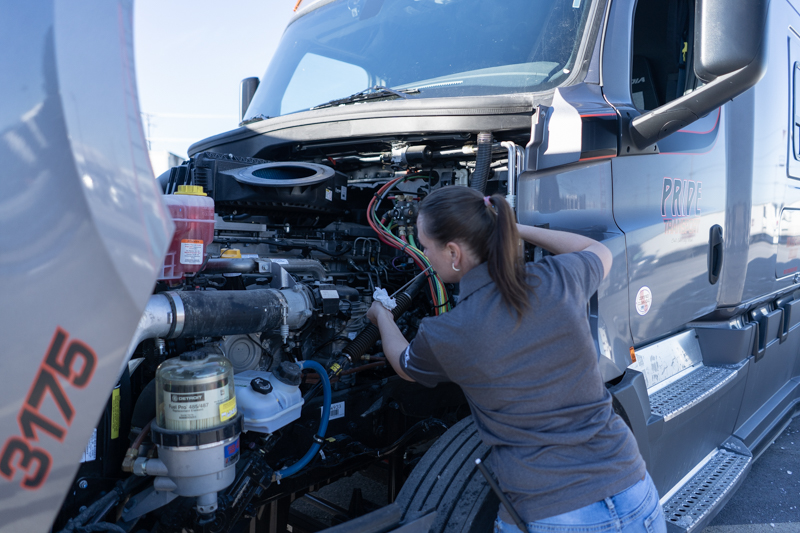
[{"left": 708, "top": 225, "right": 723, "bottom": 285}]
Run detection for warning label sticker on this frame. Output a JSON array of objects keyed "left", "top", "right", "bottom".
[
  {"left": 80, "top": 428, "right": 97, "bottom": 463},
  {"left": 180, "top": 239, "right": 204, "bottom": 265},
  {"left": 219, "top": 397, "right": 237, "bottom": 422},
  {"left": 330, "top": 401, "right": 345, "bottom": 420}
]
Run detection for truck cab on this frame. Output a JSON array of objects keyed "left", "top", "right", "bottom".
[{"left": 2, "top": 1, "right": 794, "bottom": 533}]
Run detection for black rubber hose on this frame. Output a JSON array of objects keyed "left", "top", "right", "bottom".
[
  {"left": 58, "top": 476, "right": 145, "bottom": 533},
  {"left": 470, "top": 132, "right": 493, "bottom": 194},
  {"left": 341, "top": 274, "right": 428, "bottom": 360},
  {"left": 375, "top": 418, "right": 449, "bottom": 457},
  {"left": 176, "top": 289, "right": 284, "bottom": 338}
]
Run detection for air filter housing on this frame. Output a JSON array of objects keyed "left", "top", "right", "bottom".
[{"left": 216, "top": 161, "right": 348, "bottom": 216}]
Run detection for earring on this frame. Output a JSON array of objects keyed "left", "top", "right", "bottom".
[{"left": 452, "top": 262, "right": 460, "bottom": 272}]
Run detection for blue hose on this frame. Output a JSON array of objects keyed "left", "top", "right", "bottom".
[{"left": 275, "top": 360, "right": 331, "bottom": 480}]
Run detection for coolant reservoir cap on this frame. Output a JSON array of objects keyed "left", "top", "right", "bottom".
[
  {"left": 175, "top": 184, "right": 207, "bottom": 196},
  {"left": 250, "top": 377, "right": 273, "bottom": 395},
  {"left": 274, "top": 361, "right": 301, "bottom": 386},
  {"left": 179, "top": 351, "right": 209, "bottom": 362}
]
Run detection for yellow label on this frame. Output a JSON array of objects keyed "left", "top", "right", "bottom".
[
  {"left": 219, "top": 397, "right": 237, "bottom": 422},
  {"left": 221, "top": 248, "right": 242, "bottom": 258},
  {"left": 111, "top": 387, "right": 120, "bottom": 440},
  {"left": 330, "top": 363, "right": 341, "bottom": 374}
]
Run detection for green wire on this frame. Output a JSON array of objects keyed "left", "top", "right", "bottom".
[{"left": 372, "top": 175, "right": 450, "bottom": 313}]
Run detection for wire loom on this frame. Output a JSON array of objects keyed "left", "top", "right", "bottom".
[{"left": 367, "top": 175, "right": 451, "bottom": 315}]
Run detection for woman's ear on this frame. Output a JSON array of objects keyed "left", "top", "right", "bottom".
[{"left": 446, "top": 241, "right": 462, "bottom": 266}]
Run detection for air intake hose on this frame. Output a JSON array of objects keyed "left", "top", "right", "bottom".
[
  {"left": 470, "top": 132, "right": 493, "bottom": 194},
  {"left": 174, "top": 289, "right": 285, "bottom": 337},
  {"left": 342, "top": 274, "right": 428, "bottom": 361}
]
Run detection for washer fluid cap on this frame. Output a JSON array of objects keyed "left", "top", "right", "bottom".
[
  {"left": 179, "top": 351, "right": 209, "bottom": 362},
  {"left": 274, "top": 361, "right": 302, "bottom": 386},
  {"left": 250, "top": 377, "right": 273, "bottom": 395},
  {"left": 175, "top": 184, "right": 207, "bottom": 196}
]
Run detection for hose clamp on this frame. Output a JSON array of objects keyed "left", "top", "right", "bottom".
[
  {"left": 164, "top": 292, "right": 185, "bottom": 338},
  {"left": 273, "top": 291, "right": 290, "bottom": 344},
  {"left": 312, "top": 434, "right": 324, "bottom": 444}
]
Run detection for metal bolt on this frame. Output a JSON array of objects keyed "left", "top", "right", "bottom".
[{"left": 78, "top": 480, "right": 88, "bottom": 490}]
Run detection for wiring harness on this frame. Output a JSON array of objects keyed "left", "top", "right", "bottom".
[{"left": 367, "top": 175, "right": 451, "bottom": 315}]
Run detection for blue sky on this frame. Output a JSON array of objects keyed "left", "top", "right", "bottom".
[{"left": 134, "top": 0, "right": 299, "bottom": 158}]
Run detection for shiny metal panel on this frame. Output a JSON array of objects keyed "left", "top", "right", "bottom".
[
  {"left": 610, "top": 120, "right": 726, "bottom": 343},
  {"left": 518, "top": 161, "right": 631, "bottom": 373},
  {"left": 0, "top": 1, "right": 172, "bottom": 531},
  {"left": 777, "top": 208, "right": 800, "bottom": 277},
  {"left": 630, "top": 330, "right": 703, "bottom": 390}
]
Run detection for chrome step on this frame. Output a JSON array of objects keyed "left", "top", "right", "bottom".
[
  {"left": 649, "top": 366, "right": 737, "bottom": 421},
  {"left": 662, "top": 448, "right": 751, "bottom": 532}
]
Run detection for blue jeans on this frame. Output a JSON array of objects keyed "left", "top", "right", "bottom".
[{"left": 494, "top": 473, "right": 666, "bottom": 533}]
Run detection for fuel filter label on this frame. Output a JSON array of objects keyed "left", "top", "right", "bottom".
[{"left": 164, "top": 387, "right": 230, "bottom": 431}]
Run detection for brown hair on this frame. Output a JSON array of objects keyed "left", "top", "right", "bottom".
[{"left": 418, "top": 187, "right": 531, "bottom": 317}]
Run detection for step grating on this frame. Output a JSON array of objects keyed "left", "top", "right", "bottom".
[
  {"left": 649, "top": 366, "right": 737, "bottom": 421},
  {"left": 662, "top": 449, "right": 751, "bottom": 532}
]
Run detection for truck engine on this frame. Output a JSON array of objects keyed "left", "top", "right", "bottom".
[
  {"left": 51, "top": 136, "right": 519, "bottom": 533},
  {"left": 4, "top": 0, "right": 785, "bottom": 532}
]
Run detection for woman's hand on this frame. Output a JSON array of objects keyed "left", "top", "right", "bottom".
[{"left": 367, "top": 300, "right": 394, "bottom": 325}]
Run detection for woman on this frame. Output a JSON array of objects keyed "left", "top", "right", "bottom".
[{"left": 367, "top": 186, "right": 666, "bottom": 533}]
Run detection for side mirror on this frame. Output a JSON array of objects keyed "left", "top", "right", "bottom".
[
  {"left": 239, "top": 77, "right": 260, "bottom": 123},
  {"left": 629, "top": 0, "right": 769, "bottom": 149}
]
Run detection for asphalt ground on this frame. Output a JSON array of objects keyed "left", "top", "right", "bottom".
[
  {"left": 290, "top": 417, "right": 800, "bottom": 532},
  {"left": 703, "top": 415, "right": 800, "bottom": 533}
]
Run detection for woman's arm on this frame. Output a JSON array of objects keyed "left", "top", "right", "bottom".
[
  {"left": 516, "top": 224, "right": 612, "bottom": 278},
  {"left": 366, "top": 302, "right": 415, "bottom": 382}
]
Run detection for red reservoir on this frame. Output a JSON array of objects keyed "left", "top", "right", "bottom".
[{"left": 158, "top": 185, "right": 215, "bottom": 282}]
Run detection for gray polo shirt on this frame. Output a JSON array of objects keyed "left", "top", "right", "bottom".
[{"left": 400, "top": 251, "right": 646, "bottom": 523}]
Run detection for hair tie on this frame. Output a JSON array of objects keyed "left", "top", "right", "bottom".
[{"left": 483, "top": 196, "right": 492, "bottom": 207}]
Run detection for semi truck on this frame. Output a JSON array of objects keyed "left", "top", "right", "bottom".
[{"left": 0, "top": 0, "right": 792, "bottom": 532}]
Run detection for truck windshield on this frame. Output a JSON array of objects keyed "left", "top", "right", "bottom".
[{"left": 244, "top": 0, "right": 594, "bottom": 120}]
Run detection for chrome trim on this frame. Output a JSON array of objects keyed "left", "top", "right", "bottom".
[
  {"left": 160, "top": 435, "right": 237, "bottom": 452},
  {"left": 165, "top": 291, "right": 185, "bottom": 338},
  {"left": 119, "top": 295, "right": 174, "bottom": 382},
  {"left": 501, "top": 141, "right": 518, "bottom": 211}
]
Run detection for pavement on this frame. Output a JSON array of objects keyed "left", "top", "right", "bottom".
[{"left": 703, "top": 416, "right": 800, "bottom": 533}]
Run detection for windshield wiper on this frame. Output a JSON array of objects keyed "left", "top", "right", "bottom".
[{"left": 311, "top": 86, "right": 420, "bottom": 110}]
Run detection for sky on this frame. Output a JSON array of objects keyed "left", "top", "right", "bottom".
[{"left": 133, "top": 0, "right": 301, "bottom": 158}]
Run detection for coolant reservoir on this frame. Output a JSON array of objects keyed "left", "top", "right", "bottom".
[
  {"left": 234, "top": 363, "right": 304, "bottom": 434},
  {"left": 158, "top": 185, "right": 215, "bottom": 282},
  {"left": 156, "top": 351, "right": 237, "bottom": 431}
]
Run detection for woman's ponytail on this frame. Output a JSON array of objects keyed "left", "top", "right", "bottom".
[
  {"left": 419, "top": 187, "right": 532, "bottom": 319},
  {"left": 486, "top": 194, "right": 530, "bottom": 318}
]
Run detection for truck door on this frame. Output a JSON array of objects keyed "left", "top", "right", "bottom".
[
  {"left": 602, "top": 0, "right": 726, "bottom": 347},
  {"left": 779, "top": 29, "right": 800, "bottom": 279}
]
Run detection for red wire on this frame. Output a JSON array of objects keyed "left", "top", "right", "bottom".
[
  {"left": 368, "top": 178, "right": 440, "bottom": 311},
  {"left": 367, "top": 177, "right": 442, "bottom": 315}
]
